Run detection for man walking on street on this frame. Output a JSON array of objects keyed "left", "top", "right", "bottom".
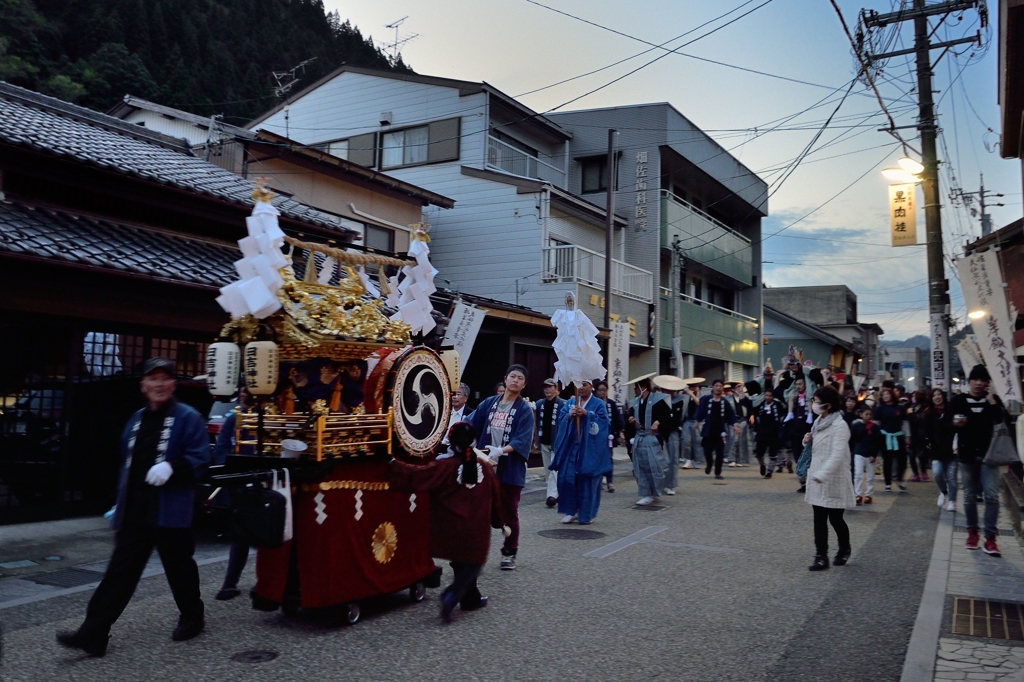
[
  {"left": 550, "top": 379, "right": 610, "bottom": 524},
  {"left": 754, "top": 388, "right": 784, "bottom": 478},
  {"left": 57, "top": 357, "right": 211, "bottom": 657},
  {"left": 466, "top": 365, "right": 536, "bottom": 570},
  {"left": 594, "top": 380, "right": 623, "bottom": 493},
  {"left": 675, "top": 385, "right": 698, "bottom": 469},
  {"left": 729, "top": 383, "right": 754, "bottom": 467},
  {"left": 949, "top": 364, "right": 1006, "bottom": 556},
  {"left": 629, "top": 378, "right": 672, "bottom": 505},
  {"left": 534, "top": 379, "right": 565, "bottom": 507},
  {"left": 695, "top": 379, "right": 739, "bottom": 480}
]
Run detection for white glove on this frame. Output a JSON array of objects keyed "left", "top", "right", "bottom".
[
  {"left": 145, "top": 461, "right": 173, "bottom": 486},
  {"left": 485, "top": 445, "right": 504, "bottom": 463}
]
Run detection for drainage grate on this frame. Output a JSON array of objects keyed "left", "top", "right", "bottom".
[
  {"left": 27, "top": 568, "right": 103, "bottom": 588},
  {"left": 633, "top": 505, "right": 666, "bottom": 511},
  {"left": 954, "top": 526, "right": 1016, "bottom": 537},
  {"left": 952, "top": 598, "right": 1024, "bottom": 641},
  {"left": 537, "top": 529, "right": 607, "bottom": 540},
  {"left": 231, "top": 650, "right": 279, "bottom": 663}
]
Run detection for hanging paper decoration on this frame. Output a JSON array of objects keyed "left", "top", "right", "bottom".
[
  {"left": 388, "top": 223, "right": 437, "bottom": 336},
  {"left": 215, "top": 181, "right": 286, "bottom": 319},
  {"left": 317, "top": 256, "right": 336, "bottom": 285},
  {"left": 551, "top": 292, "right": 606, "bottom": 388},
  {"left": 244, "top": 341, "right": 279, "bottom": 395},
  {"left": 206, "top": 342, "right": 241, "bottom": 396}
]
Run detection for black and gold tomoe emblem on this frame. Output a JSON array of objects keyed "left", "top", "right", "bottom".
[{"left": 388, "top": 348, "right": 451, "bottom": 455}]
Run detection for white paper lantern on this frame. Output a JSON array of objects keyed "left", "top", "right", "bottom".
[
  {"left": 244, "top": 341, "right": 279, "bottom": 395},
  {"left": 206, "top": 342, "right": 240, "bottom": 396}
]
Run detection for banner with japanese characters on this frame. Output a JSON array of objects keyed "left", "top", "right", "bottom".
[
  {"left": 441, "top": 302, "right": 487, "bottom": 370},
  {"left": 957, "top": 251, "right": 1022, "bottom": 401},
  {"left": 608, "top": 321, "right": 630, "bottom": 406},
  {"left": 888, "top": 183, "right": 917, "bottom": 247}
]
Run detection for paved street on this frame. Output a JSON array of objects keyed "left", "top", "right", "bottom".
[{"left": 0, "top": 462, "right": 940, "bottom": 681}]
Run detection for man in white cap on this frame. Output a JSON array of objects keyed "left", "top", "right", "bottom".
[{"left": 534, "top": 378, "right": 566, "bottom": 507}]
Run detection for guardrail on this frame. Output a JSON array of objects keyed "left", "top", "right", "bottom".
[{"left": 487, "top": 135, "right": 566, "bottom": 185}]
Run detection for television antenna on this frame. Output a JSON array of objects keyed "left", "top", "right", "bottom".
[
  {"left": 383, "top": 17, "right": 419, "bottom": 65},
  {"left": 272, "top": 58, "right": 317, "bottom": 99}
]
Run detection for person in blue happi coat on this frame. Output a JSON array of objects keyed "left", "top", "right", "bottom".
[
  {"left": 464, "top": 364, "right": 536, "bottom": 571},
  {"left": 550, "top": 379, "right": 611, "bottom": 525},
  {"left": 57, "top": 357, "right": 210, "bottom": 657}
]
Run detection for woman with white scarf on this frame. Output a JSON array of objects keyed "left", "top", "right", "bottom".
[{"left": 803, "top": 386, "right": 856, "bottom": 571}]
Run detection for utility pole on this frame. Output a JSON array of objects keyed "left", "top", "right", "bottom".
[
  {"left": 862, "top": 0, "right": 984, "bottom": 392},
  {"left": 670, "top": 236, "right": 682, "bottom": 377},
  {"left": 603, "top": 129, "right": 616, "bottom": 331},
  {"left": 959, "top": 174, "right": 1005, "bottom": 236}
]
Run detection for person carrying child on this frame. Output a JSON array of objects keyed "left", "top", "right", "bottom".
[{"left": 388, "top": 422, "right": 506, "bottom": 623}]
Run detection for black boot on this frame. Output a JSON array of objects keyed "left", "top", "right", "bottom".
[
  {"left": 56, "top": 629, "right": 109, "bottom": 657},
  {"left": 808, "top": 555, "right": 830, "bottom": 571},
  {"left": 833, "top": 548, "right": 851, "bottom": 566}
]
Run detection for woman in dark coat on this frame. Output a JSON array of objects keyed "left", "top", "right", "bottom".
[
  {"left": 924, "top": 388, "right": 957, "bottom": 511},
  {"left": 389, "top": 422, "right": 505, "bottom": 622}
]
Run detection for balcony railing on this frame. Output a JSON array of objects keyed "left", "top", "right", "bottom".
[
  {"left": 660, "top": 190, "right": 753, "bottom": 285},
  {"left": 543, "top": 244, "right": 653, "bottom": 303},
  {"left": 659, "top": 288, "right": 758, "bottom": 323},
  {"left": 487, "top": 135, "right": 566, "bottom": 186}
]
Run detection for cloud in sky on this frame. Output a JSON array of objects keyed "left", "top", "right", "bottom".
[{"left": 325, "top": 0, "right": 1019, "bottom": 338}]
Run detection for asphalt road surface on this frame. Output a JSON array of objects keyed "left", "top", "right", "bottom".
[{"left": 0, "top": 461, "right": 936, "bottom": 681}]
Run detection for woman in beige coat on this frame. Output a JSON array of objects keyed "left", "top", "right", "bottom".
[{"left": 803, "top": 386, "right": 856, "bottom": 571}]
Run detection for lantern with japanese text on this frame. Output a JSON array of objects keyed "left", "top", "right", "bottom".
[
  {"left": 244, "top": 341, "right": 279, "bottom": 395},
  {"left": 206, "top": 342, "right": 241, "bottom": 396}
]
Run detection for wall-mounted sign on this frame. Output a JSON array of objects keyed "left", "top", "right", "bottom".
[{"left": 889, "top": 183, "right": 917, "bottom": 247}]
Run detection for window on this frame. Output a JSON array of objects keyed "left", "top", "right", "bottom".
[
  {"left": 382, "top": 126, "right": 429, "bottom": 169},
  {"left": 364, "top": 225, "right": 394, "bottom": 252},
  {"left": 312, "top": 139, "right": 349, "bottom": 160},
  {"left": 580, "top": 155, "right": 618, "bottom": 193}
]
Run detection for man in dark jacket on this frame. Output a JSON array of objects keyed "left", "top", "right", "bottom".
[
  {"left": 694, "top": 379, "right": 739, "bottom": 479},
  {"left": 594, "top": 380, "right": 623, "bottom": 493},
  {"left": 753, "top": 388, "right": 784, "bottom": 478},
  {"left": 949, "top": 364, "right": 1006, "bottom": 556},
  {"left": 534, "top": 378, "right": 566, "bottom": 507},
  {"left": 57, "top": 357, "right": 211, "bottom": 657}
]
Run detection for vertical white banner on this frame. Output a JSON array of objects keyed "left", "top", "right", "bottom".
[
  {"left": 441, "top": 302, "right": 487, "bottom": 369},
  {"left": 889, "top": 183, "right": 917, "bottom": 247},
  {"left": 609, "top": 321, "right": 630, "bottom": 406},
  {"left": 957, "top": 251, "right": 1022, "bottom": 401},
  {"left": 955, "top": 335, "right": 984, "bottom": 377},
  {"left": 930, "top": 313, "right": 949, "bottom": 391}
]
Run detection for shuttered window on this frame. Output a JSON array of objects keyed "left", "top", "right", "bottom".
[{"left": 347, "top": 132, "right": 377, "bottom": 167}]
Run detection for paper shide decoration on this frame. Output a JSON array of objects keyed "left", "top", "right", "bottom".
[
  {"left": 215, "top": 179, "right": 287, "bottom": 319},
  {"left": 551, "top": 292, "right": 606, "bottom": 388},
  {"left": 386, "top": 222, "right": 438, "bottom": 336}
]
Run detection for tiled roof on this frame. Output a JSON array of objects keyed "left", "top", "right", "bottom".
[
  {"left": 0, "top": 200, "right": 237, "bottom": 288},
  {"left": 0, "top": 82, "right": 352, "bottom": 235}
]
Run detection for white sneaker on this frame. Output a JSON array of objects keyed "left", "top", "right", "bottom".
[
  {"left": 681, "top": 460, "right": 693, "bottom": 469},
  {"left": 728, "top": 462, "right": 737, "bottom": 468},
  {"left": 665, "top": 488, "right": 676, "bottom": 495},
  {"left": 561, "top": 514, "right": 577, "bottom": 524},
  {"left": 636, "top": 497, "right": 653, "bottom": 506},
  {"left": 937, "top": 492, "right": 946, "bottom": 507},
  {"left": 945, "top": 501, "right": 956, "bottom": 512}
]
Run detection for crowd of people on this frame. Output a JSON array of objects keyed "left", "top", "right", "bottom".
[{"left": 54, "top": 357, "right": 1015, "bottom": 648}]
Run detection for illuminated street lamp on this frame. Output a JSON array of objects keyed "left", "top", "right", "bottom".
[
  {"left": 882, "top": 166, "right": 921, "bottom": 184},
  {"left": 968, "top": 310, "right": 986, "bottom": 320},
  {"left": 897, "top": 156, "right": 925, "bottom": 175}
]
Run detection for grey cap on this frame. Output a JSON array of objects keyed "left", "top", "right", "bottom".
[
  {"left": 543, "top": 378, "right": 558, "bottom": 387},
  {"left": 142, "top": 357, "right": 176, "bottom": 378}
]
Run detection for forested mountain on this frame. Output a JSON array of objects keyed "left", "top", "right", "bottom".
[{"left": 0, "top": 0, "right": 410, "bottom": 124}]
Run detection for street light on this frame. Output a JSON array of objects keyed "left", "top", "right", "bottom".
[
  {"left": 968, "top": 310, "right": 986, "bottom": 320},
  {"left": 898, "top": 156, "right": 925, "bottom": 175},
  {"left": 882, "top": 167, "right": 921, "bottom": 184}
]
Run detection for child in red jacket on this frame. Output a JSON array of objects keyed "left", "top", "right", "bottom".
[{"left": 389, "top": 422, "right": 505, "bottom": 622}]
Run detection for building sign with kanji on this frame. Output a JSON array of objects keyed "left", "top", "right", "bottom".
[{"left": 888, "top": 183, "right": 917, "bottom": 247}]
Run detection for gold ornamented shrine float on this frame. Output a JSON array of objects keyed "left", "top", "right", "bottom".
[{"left": 207, "top": 187, "right": 453, "bottom": 624}]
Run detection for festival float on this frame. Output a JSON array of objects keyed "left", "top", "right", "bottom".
[{"left": 206, "top": 184, "right": 456, "bottom": 624}]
